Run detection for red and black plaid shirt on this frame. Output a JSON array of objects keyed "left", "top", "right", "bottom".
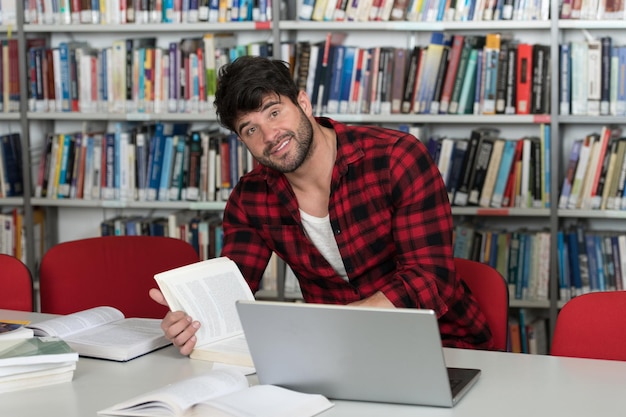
[{"left": 221, "top": 117, "right": 493, "bottom": 349}]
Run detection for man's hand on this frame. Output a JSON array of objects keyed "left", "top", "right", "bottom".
[
  {"left": 348, "top": 291, "right": 394, "bottom": 308},
  {"left": 149, "top": 288, "right": 201, "bottom": 356}
]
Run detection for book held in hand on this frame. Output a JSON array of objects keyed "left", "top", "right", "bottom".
[
  {"left": 27, "top": 306, "right": 171, "bottom": 362},
  {"left": 98, "top": 368, "right": 334, "bottom": 417},
  {"left": 154, "top": 257, "right": 255, "bottom": 367}
]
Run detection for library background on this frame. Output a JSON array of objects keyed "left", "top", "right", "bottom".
[{"left": 0, "top": 0, "right": 623, "bottom": 355}]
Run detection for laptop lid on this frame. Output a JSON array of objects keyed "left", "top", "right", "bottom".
[{"left": 235, "top": 300, "right": 480, "bottom": 407}]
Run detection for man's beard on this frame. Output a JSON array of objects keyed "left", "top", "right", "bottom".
[{"left": 258, "top": 108, "right": 314, "bottom": 173}]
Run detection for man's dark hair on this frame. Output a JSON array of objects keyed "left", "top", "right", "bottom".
[{"left": 214, "top": 55, "right": 299, "bottom": 133}]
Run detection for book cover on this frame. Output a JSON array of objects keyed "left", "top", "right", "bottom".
[
  {"left": 478, "top": 138, "right": 505, "bottom": 208},
  {"left": 560, "top": 42, "right": 571, "bottom": 116},
  {"left": 570, "top": 40, "right": 589, "bottom": 116},
  {"left": 467, "top": 136, "right": 495, "bottom": 206},
  {"left": 438, "top": 34, "right": 464, "bottom": 114},
  {"left": 482, "top": 33, "right": 500, "bottom": 115},
  {"left": 446, "top": 138, "right": 468, "bottom": 203},
  {"left": 515, "top": 43, "right": 533, "bottom": 115},
  {"left": 453, "top": 130, "right": 481, "bottom": 206},
  {"left": 490, "top": 138, "right": 516, "bottom": 208},
  {"left": 558, "top": 139, "right": 582, "bottom": 209},
  {"left": 531, "top": 44, "right": 550, "bottom": 115}
]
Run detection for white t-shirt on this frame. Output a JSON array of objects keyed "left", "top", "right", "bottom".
[{"left": 299, "top": 209, "right": 348, "bottom": 281}]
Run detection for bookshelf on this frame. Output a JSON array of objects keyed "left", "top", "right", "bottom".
[{"left": 6, "top": 0, "right": 626, "bottom": 351}]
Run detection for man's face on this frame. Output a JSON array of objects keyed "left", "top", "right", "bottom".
[{"left": 235, "top": 93, "right": 314, "bottom": 173}]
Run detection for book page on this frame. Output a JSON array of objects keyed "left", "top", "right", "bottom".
[
  {"left": 191, "top": 385, "right": 334, "bottom": 417},
  {"left": 28, "top": 307, "right": 125, "bottom": 338},
  {"left": 58, "top": 318, "right": 170, "bottom": 361},
  {"left": 154, "top": 257, "right": 255, "bottom": 346},
  {"left": 98, "top": 369, "right": 249, "bottom": 417}
]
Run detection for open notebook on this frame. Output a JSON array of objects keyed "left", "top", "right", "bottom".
[{"left": 236, "top": 300, "right": 481, "bottom": 407}]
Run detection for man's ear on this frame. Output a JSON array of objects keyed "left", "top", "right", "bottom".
[{"left": 297, "top": 90, "right": 313, "bottom": 115}]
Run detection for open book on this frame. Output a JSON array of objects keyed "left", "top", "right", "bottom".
[
  {"left": 98, "top": 368, "right": 333, "bottom": 417},
  {"left": 27, "top": 306, "right": 171, "bottom": 362},
  {"left": 154, "top": 257, "right": 255, "bottom": 367}
]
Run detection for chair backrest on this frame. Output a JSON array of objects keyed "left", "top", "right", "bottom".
[
  {"left": 0, "top": 254, "right": 33, "bottom": 311},
  {"left": 551, "top": 291, "right": 626, "bottom": 361},
  {"left": 39, "top": 236, "right": 199, "bottom": 318},
  {"left": 454, "top": 258, "right": 509, "bottom": 351}
]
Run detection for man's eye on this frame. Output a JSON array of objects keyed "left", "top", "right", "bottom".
[
  {"left": 270, "top": 110, "right": 279, "bottom": 118},
  {"left": 246, "top": 127, "right": 256, "bottom": 137}
]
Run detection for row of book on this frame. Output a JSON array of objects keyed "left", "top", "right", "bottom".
[
  {"left": 429, "top": 125, "right": 550, "bottom": 209},
  {"left": 0, "top": 0, "right": 15, "bottom": 25},
  {"left": 0, "top": 39, "right": 20, "bottom": 113},
  {"left": 453, "top": 224, "right": 551, "bottom": 302},
  {"left": 300, "top": 0, "right": 549, "bottom": 22},
  {"left": 560, "top": 0, "right": 626, "bottom": 20},
  {"left": 0, "top": 208, "right": 45, "bottom": 265},
  {"left": 23, "top": 0, "right": 271, "bottom": 25},
  {"left": 98, "top": 211, "right": 280, "bottom": 292},
  {"left": 557, "top": 226, "right": 626, "bottom": 303},
  {"left": 99, "top": 211, "right": 224, "bottom": 260},
  {"left": 560, "top": 37, "right": 626, "bottom": 117},
  {"left": 26, "top": 33, "right": 258, "bottom": 114},
  {"left": 34, "top": 122, "right": 255, "bottom": 203},
  {"left": 508, "top": 310, "right": 548, "bottom": 355},
  {"left": 298, "top": 32, "right": 551, "bottom": 117},
  {"left": 558, "top": 126, "right": 626, "bottom": 211}
]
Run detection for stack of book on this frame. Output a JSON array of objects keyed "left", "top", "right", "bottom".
[{"left": 0, "top": 321, "right": 78, "bottom": 393}]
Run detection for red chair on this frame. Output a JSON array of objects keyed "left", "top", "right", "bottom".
[
  {"left": 551, "top": 291, "right": 626, "bottom": 361},
  {"left": 0, "top": 254, "right": 33, "bottom": 311},
  {"left": 454, "top": 258, "right": 509, "bottom": 351},
  {"left": 39, "top": 236, "right": 199, "bottom": 318}
]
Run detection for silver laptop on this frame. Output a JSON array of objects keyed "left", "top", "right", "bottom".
[{"left": 235, "top": 300, "right": 481, "bottom": 407}]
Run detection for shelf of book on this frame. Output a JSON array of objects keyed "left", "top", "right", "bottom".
[
  {"left": 329, "top": 114, "right": 545, "bottom": 124},
  {"left": 23, "top": 22, "right": 272, "bottom": 33},
  {"left": 280, "top": 20, "right": 551, "bottom": 31},
  {"left": 31, "top": 198, "right": 228, "bottom": 210},
  {"left": 0, "top": 113, "right": 20, "bottom": 120},
  {"left": 0, "top": 197, "right": 25, "bottom": 206},
  {"left": 451, "top": 207, "right": 550, "bottom": 217},
  {"left": 27, "top": 112, "right": 218, "bottom": 122},
  {"left": 558, "top": 210, "right": 626, "bottom": 219}
]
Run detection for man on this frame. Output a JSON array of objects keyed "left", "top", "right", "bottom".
[{"left": 150, "top": 55, "right": 494, "bottom": 354}]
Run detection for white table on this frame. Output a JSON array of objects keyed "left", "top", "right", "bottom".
[{"left": 3, "top": 309, "right": 626, "bottom": 416}]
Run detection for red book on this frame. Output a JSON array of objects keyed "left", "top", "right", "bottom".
[
  {"left": 502, "top": 139, "right": 524, "bottom": 207},
  {"left": 438, "top": 34, "right": 464, "bottom": 114},
  {"left": 515, "top": 43, "right": 533, "bottom": 115}
]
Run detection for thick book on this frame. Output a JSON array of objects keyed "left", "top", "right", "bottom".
[
  {"left": 98, "top": 368, "right": 334, "bottom": 417},
  {"left": 154, "top": 257, "right": 255, "bottom": 368},
  {"left": 27, "top": 306, "right": 170, "bottom": 362},
  {"left": 0, "top": 337, "right": 78, "bottom": 394},
  {"left": 0, "top": 336, "right": 77, "bottom": 367},
  {"left": 516, "top": 43, "right": 533, "bottom": 115}
]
